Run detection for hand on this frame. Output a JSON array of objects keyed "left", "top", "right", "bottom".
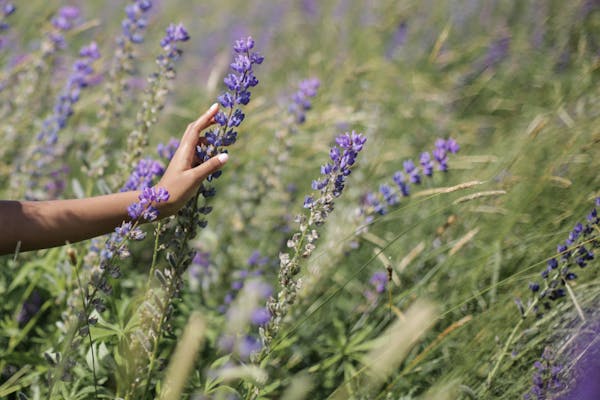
[{"left": 156, "top": 103, "right": 229, "bottom": 217}]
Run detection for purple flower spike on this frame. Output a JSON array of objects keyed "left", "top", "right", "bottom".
[
  {"left": 251, "top": 308, "right": 271, "bottom": 325},
  {"left": 80, "top": 42, "right": 101, "bottom": 59},
  {"left": 121, "top": 158, "right": 164, "bottom": 192},
  {"left": 357, "top": 137, "right": 459, "bottom": 229},
  {"left": 531, "top": 197, "right": 600, "bottom": 310},
  {"left": 157, "top": 139, "right": 179, "bottom": 161},
  {"left": 159, "top": 23, "right": 190, "bottom": 61},
  {"left": 403, "top": 159, "right": 421, "bottom": 184},
  {"left": 121, "top": 0, "right": 153, "bottom": 44},
  {"left": 233, "top": 36, "right": 255, "bottom": 53},
  {"left": 195, "top": 36, "right": 262, "bottom": 184},
  {"left": 419, "top": 152, "right": 434, "bottom": 177},
  {"left": 59, "top": 6, "right": 80, "bottom": 19},
  {"left": 238, "top": 335, "right": 261, "bottom": 359},
  {"left": 370, "top": 271, "right": 387, "bottom": 294},
  {"left": 52, "top": 6, "right": 80, "bottom": 31},
  {"left": 3, "top": 4, "right": 15, "bottom": 17},
  {"left": 289, "top": 78, "right": 320, "bottom": 124}
]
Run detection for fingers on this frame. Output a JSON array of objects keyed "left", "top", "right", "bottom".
[
  {"left": 191, "top": 153, "right": 229, "bottom": 181},
  {"left": 176, "top": 104, "right": 220, "bottom": 168},
  {"left": 186, "top": 103, "right": 219, "bottom": 139}
]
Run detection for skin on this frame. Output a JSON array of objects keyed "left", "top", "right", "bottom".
[{"left": 0, "top": 103, "right": 226, "bottom": 255}]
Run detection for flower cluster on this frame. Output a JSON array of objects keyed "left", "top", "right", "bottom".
[
  {"left": 528, "top": 197, "right": 600, "bottom": 307},
  {"left": 158, "top": 23, "right": 190, "bottom": 64},
  {"left": 188, "top": 250, "right": 215, "bottom": 291},
  {"left": 194, "top": 35, "right": 262, "bottom": 211},
  {"left": 25, "top": 42, "right": 100, "bottom": 200},
  {"left": 361, "top": 138, "right": 460, "bottom": 218},
  {"left": 119, "top": 23, "right": 190, "bottom": 180},
  {"left": 197, "top": 36, "right": 263, "bottom": 168},
  {"left": 524, "top": 347, "right": 564, "bottom": 400},
  {"left": 51, "top": 6, "right": 79, "bottom": 30},
  {"left": 122, "top": 0, "right": 152, "bottom": 44},
  {"left": 127, "top": 186, "right": 169, "bottom": 221},
  {"left": 121, "top": 158, "right": 164, "bottom": 191},
  {"left": 142, "top": 41, "right": 264, "bottom": 378},
  {"left": 218, "top": 251, "right": 272, "bottom": 316},
  {"left": 49, "top": 6, "right": 80, "bottom": 47},
  {"left": 308, "top": 131, "right": 367, "bottom": 202},
  {"left": 90, "top": 187, "right": 169, "bottom": 300},
  {"left": 54, "top": 43, "right": 101, "bottom": 129},
  {"left": 218, "top": 278, "right": 273, "bottom": 360},
  {"left": 234, "top": 77, "right": 320, "bottom": 236},
  {"left": 0, "top": 2, "right": 15, "bottom": 43},
  {"left": 260, "top": 132, "right": 367, "bottom": 354},
  {"left": 288, "top": 78, "right": 320, "bottom": 124},
  {"left": 157, "top": 138, "right": 180, "bottom": 161},
  {"left": 363, "top": 271, "right": 388, "bottom": 304},
  {"left": 370, "top": 271, "right": 388, "bottom": 294}
]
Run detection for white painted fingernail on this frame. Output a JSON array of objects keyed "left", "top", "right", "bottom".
[
  {"left": 217, "top": 153, "right": 229, "bottom": 164},
  {"left": 209, "top": 102, "right": 218, "bottom": 112}
]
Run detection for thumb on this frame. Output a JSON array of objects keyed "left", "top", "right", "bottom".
[{"left": 192, "top": 153, "right": 229, "bottom": 181}]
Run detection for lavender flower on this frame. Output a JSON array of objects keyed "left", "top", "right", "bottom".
[
  {"left": 529, "top": 198, "right": 600, "bottom": 314},
  {"left": 91, "top": 187, "right": 170, "bottom": 299},
  {"left": 218, "top": 278, "right": 273, "bottom": 360},
  {"left": 122, "top": 0, "right": 152, "bottom": 44},
  {"left": 48, "top": 6, "right": 80, "bottom": 48},
  {"left": 483, "top": 36, "right": 511, "bottom": 69},
  {"left": 288, "top": 78, "right": 320, "bottom": 124},
  {"left": 158, "top": 23, "right": 190, "bottom": 62},
  {"left": 23, "top": 42, "right": 100, "bottom": 200},
  {"left": 157, "top": 139, "right": 180, "bottom": 161},
  {"left": 370, "top": 271, "right": 388, "bottom": 294},
  {"left": 95, "top": 0, "right": 153, "bottom": 136},
  {"left": 119, "top": 22, "right": 190, "bottom": 181},
  {"left": 239, "top": 335, "right": 262, "bottom": 359},
  {"left": 197, "top": 36, "right": 263, "bottom": 180},
  {"left": 260, "top": 131, "right": 367, "bottom": 355},
  {"left": 2, "top": 2, "right": 14, "bottom": 18},
  {"left": 0, "top": 2, "right": 15, "bottom": 39},
  {"left": 217, "top": 252, "right": 272, "bottom": 316},
  {"left": 524, "top": 348, "right": 564, "bottom": 399},
  {"left": 419, "top": 152, "right": 434, "bottom": 177},
  {"left": 393, "top": 171, "right": 410, "bottom": 197},
  {"left": 361, "top": 138, "right": 459, "bottom": 217},
  {"left": 237, "top": 76, "right": 319, "bottom": 236},
  {"left": 121, "top": 158, "right": 164, "bottom": 192},
  {"left": 188, "top": 250, "right": 215, "bottom": 291},
  {"left": 311, "top": 131, "right": 367, "bottom": 198},
  {"left": 403, "top": 159, "right": 421, "bottom": 184},
  {"left": 51, "top": 6, "right": 79, "bottom": 31}
]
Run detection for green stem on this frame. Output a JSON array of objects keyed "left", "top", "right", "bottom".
[
  {"left": 486, "top": 298, "right": 537, "bottom": 387},
  {"left": 74, "top": 255, "right": 99, "bottom": 399},
  {"left": 147, "top": 222, "right": 163, "bottom": 290}
]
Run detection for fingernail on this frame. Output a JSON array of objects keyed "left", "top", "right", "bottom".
[
  {"left": 217, "top": 153, "right": 229, "bottom": 164},
  {"left": 209, "top": 102, "right": 218, "bottom": 112}
]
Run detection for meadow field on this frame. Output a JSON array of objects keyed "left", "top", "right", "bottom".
[{"left": 0, "top": 0, "right": 599, "bottom": 399}]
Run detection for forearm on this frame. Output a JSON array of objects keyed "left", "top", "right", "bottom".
[
  {"left": 0, "top": 191, "right": 141, "bottom": 255},
  {"left": 0, "top": 105, "right": 225, "bottom": 256}
]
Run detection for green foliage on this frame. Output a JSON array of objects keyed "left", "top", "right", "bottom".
[{"left": 1, "top": 0, "right": 600, "bottom": 399}]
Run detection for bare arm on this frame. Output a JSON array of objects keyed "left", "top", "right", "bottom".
[{"left": 0, "top": 103, "right": 226, "bottom": 255}]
